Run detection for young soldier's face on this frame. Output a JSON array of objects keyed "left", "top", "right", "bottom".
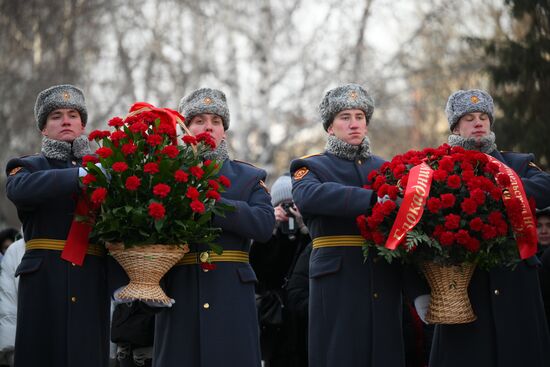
[
  {"left": 538, "top": 215, "right": 550, "bottom": 246},
  {"left": 41, "top": 108, "right": 85, "bottom": 143},
  {"left": 453, "top": 112, "right": 490, "bottom": 140},
  {"left": 187, "top": 113, "right": 226, "bottom": 148},
  {"left": 327, "top": 109, "right": 368, "bottom": 146}
]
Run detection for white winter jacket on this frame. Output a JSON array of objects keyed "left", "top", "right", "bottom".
[{"left": 0, "top": 238, "right": 25, "bottom": 352}]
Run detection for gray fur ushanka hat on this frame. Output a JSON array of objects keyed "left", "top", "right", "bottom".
[
  {"left": 319, "top": 83, "right": 374, "bottom": 131},
  {"left": 445, "top": 89, "right": 494, "bottom": 131},
  {"left": 35, "top": 84, "right": 88, "bottom": 130},
  {"left": 178, "top": 88, "right": 230, "bottom": 130}
]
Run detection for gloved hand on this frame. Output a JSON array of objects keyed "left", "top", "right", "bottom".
[
  {"left": 414, "top": 294, "right": 431, "bottom": 324},
  {"left": 377, "top": 194, "right": 390, "bottom": 204},
  {"left": 79, "top": 163, "right": 109, "bottom": 179}
]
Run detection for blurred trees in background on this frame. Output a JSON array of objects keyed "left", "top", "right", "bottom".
[
  {"left": 482, "top": 0, "right": 550, "bottom": 167},
  {"left": 1, "top": 0, "right": 548, "bottom": 227}
]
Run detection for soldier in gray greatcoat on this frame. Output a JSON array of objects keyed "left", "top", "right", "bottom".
[
  {"left": 152, "top": 88, "right": 275, "bottom": 367},
  {"left": 417, "top": 89, "right": 550, "bottom": 367},
  {"left": 290, "top": 83, "right": 409, "bottom": 367},
  {"left": 5, "top": 85, "right": 113, "bottom": 367}
]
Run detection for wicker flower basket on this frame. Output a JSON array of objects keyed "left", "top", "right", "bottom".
[
  {"left": 107, "top": 243, "right": 189, "bottom": 305},
  {"left": 422, "top": 261, "right": 477, "bottom": 324}
]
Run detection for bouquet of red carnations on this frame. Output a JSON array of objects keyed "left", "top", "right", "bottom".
[
  {"left": 356, "top": 144, "right": 537, "bottom": 323},
  {"left": 70, "top": 102, "right": 232, "bottom": 304}
]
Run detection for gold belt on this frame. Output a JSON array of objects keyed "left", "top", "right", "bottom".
[
  {"left": 177, "top": 250, "right": 249, "bottom": 265},
  {"left": 26, "top": 239, "right": 106, "bottom": 257},
  {"left": 312, "top": 235, "right": 365, "bottom": 249}
]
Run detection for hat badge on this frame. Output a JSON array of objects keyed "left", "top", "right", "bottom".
[
  {"left": 63, "top": 91, "right": 71, "bottom": 101},
  {"left": 349, "top": 91, "right": 358, "bottom": 101},
  {"left": 470, "top": 95, "right": 479, "bottom": 104},
  {"left": 203, "top": 97, "right": 213, "bottom": 105}
]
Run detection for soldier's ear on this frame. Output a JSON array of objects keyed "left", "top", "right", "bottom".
[{"left": 327, "top": 124, "right": 335, "bottom": 135}]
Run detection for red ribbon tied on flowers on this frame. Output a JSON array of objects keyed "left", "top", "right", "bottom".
[
  {"left": 385, "top": 162, "right": 434, "bottom": 250},
  {"left": 486, "top": 155, "right": 537, "bottom": 259},
  {"left": 129, "top": 102, "right": 185, "bottom": 140}
]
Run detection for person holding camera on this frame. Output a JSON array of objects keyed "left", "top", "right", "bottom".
[{"left": 250, "top": 174, "right": 311, "bottom": 367}]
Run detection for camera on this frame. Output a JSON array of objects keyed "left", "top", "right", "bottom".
[{"left": 280, "top": 202, "right": 297, "bottom": 236}]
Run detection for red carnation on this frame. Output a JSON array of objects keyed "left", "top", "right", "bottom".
[
  {"left": 206, "top": 190, "right": 221, "bottom": 201},
  {"left": 108, "top": 117, "right": 124, "bottom": 127},
  {"left": 82, "top": 155, "right": 99, "bottom": 166},
  {"left": 439, "top": 231, "right": 455, "bottom": 246},
  {"left": 444, "top": 214, "right": 461, "bottom": 230},
  {"left": 148, "top": 202, "right": 166, "bottom": 219},
  {"left": 153, "top": 183, "right": 171, "bottom": 198},
  {"left": 144, "top": 162, "right": 159, "bottom": 174},
  {"left": 481, "top": 224, "right": 498, "bottom": 240},
  {"left": 380, "top": 200, "right": 397, "bottom": 216},
  {"left": 88, "top": 130, "right": 108, "bottom": 141},
  {"left": 186, "top": 187, "right": 200, "bottom": 200},
  {"left": 190, "top": 200, "right": 206, "bottom": 214},
  {"left": 208, "top": 179, "right": 220, "bottom": 191},
  {"left": 112, "top": 162, "right": 129, "bottom": 173},
  {"left": 219, "top": 175, "right": 231, "bottom": 188},
  {"left": 110, "top": 130, "right": 127, "bottom": 143},
  {"left": 121, "top": 142, "right": 138, "bottom": 156},
  {"left": 96, "top": 147, "right": 113, "bottom": 159},
  {"left": 433, "top": 169, "right": 448, "bottom": 182},
  {"left": 174, "top": 170, "right": 189, "bottom": 183},
  {"left": 189, "top": 166, "right": 204, "bottom": 179},
  {"left": 196, "top": 132, "right": 216, "bottom": 149},
  {"left": 427, "top": 198, "right": 442, "bottom": 213},
  {"left": 446, "top": 175, "right": 461, "bottom": 189},
  {"left": 161, "top": 145, "right": 179, "bottom": 158},
  {"left": 387, "top": 185, "right": 399, "bottom": 200},
  {"left": 91, "top": 187, "right": 107, "bottom": 206},
  {"left": 460, "top": 198, "right": 478, "bottom": 215},
  {"left": 146, "top": 134, "right": 163, "bottom": 146},
  {"left": 469, "top": 217, "right": 484, "bottom": 231},
  {"left": 82, "top": 174, "right": 97, "bottom": 185},
  {"left": 470, "top": 188, "right": 486, "bottom": 205},
  {"left": 183, "top": 135, "right": 197, "bottom": 145},
  {"left": 439, "top": 157, "right": 455, "bottom": 172},
  {"left": 440, "top": 193, "right": 456, "bottom": 208},
  {"left": 125, "top": 176, "right": 141, "bottom": 191},
  {"left": 129, "top": 122, "right": 148, "bottom": 134}
]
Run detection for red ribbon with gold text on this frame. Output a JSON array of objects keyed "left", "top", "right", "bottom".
[
  {"left": 385, "top": 162, "right": 434, "bottom": 250},
  {"left": 486, "top": 155, "right": 537, "bottom": 259}
]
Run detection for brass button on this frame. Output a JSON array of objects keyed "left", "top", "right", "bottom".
[
  {"left": 373, "top": 293, "right": 379, "bottom": 299},
  {"left": 71, "top": 296, "right": 77, "bottom": 303},
  {"left": 71, "top": 263, "right": 76, "bottom": 266},
  {"left": 71, "top": 161, "right": 77, "bottom": 166},
  {"left": 203, "top": 303, "right": 210, "bottom": 309},
  {"left": 494, "top": 289, "right": 500, "bottom": 296},
  {"left": 357, "top": 159, "right": 362, "bottom": 165}
]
